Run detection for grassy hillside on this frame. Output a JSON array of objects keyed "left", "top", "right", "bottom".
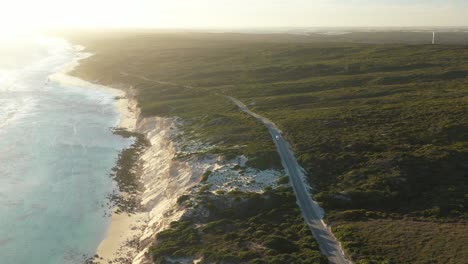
[{"left": 69, "top": 32, "right": 468, "bottom": 263}]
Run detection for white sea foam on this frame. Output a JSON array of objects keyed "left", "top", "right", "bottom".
[{"left": 0, "top": 36, "right": 72, "bottom": 130}]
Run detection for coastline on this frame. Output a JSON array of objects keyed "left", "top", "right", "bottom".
[
  {"left": 94, "top": 94, "right": 147, "bottom": 263},
  {"left": 93, "top": 94, "right": 207, "bottom": 264},
  {"left": 67, "top": 48, "right": 204, "bottom": 264},
  {"left": 68, "top": 43, "right": 282, "bottom": 264},
  {"left": 56, "top": 46, "right": 149, "bottom": 263},
  {"left": 93, "top": 91, "right": 283, "bottom": 264}
]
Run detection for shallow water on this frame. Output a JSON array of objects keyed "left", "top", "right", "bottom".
[{"left": 0, "top": 36, "right": 130, "bottom": 264}]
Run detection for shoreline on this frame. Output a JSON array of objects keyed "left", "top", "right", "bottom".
[
  {"left": 68, "top": 49, "right": 201, "bottom": 264},
  {"left": 94, "top": 93, "right": 147, "bottom": 263},
  {"left": 68, "top": 43, "right": 282, "bottom": 264},
  {"left": 58, "top": 46, "right": 149, "bottom": 263}
]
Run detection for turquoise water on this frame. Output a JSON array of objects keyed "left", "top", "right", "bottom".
[{"left": 0, "top": 36, "right": 131, "bottom": 263}]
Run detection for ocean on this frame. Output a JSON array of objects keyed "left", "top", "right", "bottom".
[{"left": 0, "top": 35, "right": 131, "bottom": 263}]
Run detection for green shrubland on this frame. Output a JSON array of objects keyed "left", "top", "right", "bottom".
[
  {"left": 151, "top": 188, "right": 327, "bottom": 264},
  {"left": 70, "top": 31, "right": 468, "bottom": 263}
]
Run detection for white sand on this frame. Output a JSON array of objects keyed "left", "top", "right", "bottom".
[
  {"left": 94, "top": 100, "right": 206, "bottom": 264},
  {"left": 94, "top": 95, "right": 145, "bottom": 263},
  {"left": 96, "top": 212, "right": 147, "bottom": 263},
  {"left": 115, "top": 95, "right": 139, "bottom": 131}
]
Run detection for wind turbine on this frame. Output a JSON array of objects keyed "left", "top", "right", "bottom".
[{"left": 432, "top": 31, "right": 436, "bottom": 45}]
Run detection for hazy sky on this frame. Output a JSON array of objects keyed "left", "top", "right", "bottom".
[{"left": 1, "top": 0, "right": 468, "bottom": 34}]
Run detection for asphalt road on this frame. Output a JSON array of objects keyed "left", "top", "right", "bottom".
[{"left": 227, "top": 96, "right": 350, "bottom": 264}]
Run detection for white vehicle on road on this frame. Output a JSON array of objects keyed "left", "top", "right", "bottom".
[{"left": 275, "top": 135, "right": 280, "bottom": 140}]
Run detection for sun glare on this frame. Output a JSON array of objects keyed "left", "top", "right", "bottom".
[
  {"left": 0, "top": 0, "right": 145, "bottom": 39},
  {"left": 0, "top": 0, "right": 467, "bottom": 40},
  {"left": 0, "top": 1, "right": 44, "bottom": 40}
]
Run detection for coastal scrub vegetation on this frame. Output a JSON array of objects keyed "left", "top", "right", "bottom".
[
  {"left": 70, "top": 32, "right": 468, "bottom": 263},
  {"left": 150, "top": 188, "right": 327, "bottom": 264}
]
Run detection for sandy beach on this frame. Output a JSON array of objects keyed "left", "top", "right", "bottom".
[
  {"left": 94, "top": 95, "right": 217, "bottom": 264},
  {"left": 55, "top": 49, "right": 151, "bottom": 263},
  {"left": 95, "top": 212, "right": 147, "bottom": 263},
  {"left": 94, "top": 93, "right": 148, "bottom": 263}
]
